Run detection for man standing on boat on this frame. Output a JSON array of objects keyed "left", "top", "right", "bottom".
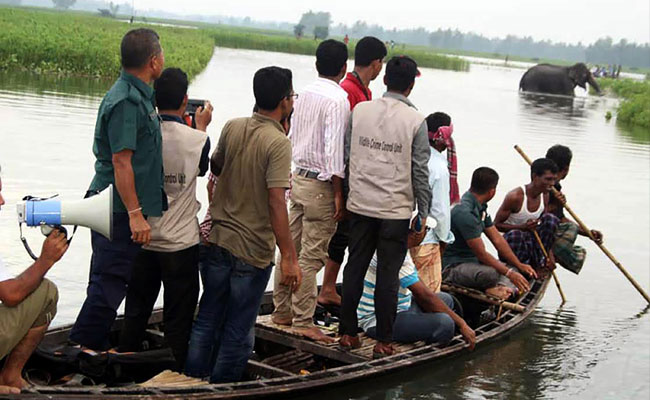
[
  {"left": 70, "top": 28, "right": 166, "bottom": 351},
  {"left": 318, "top": 36, "right": 387, "bottom": 308},
  {"left": 185, "top": 66, "right": 301, "bottom": 383},
  {"left": 494, "top": 158, "right": 560, "bottom": 272},
  {"left": 339, "top": 56, "right": 431, "bottom": 358},
  {"left": 271, "top": 40, "right": 349, "bottom": 343},
  {"left": 442, "top": 168, "right": 536, "bottom": 300},
  {"left": 545, "top": 145, "right": 603, "bottom": 274},
  {"left": 409, "top": 112, "right": 457, "bottom": 293},
  {"left": 0, "top": 166, "right": 68, "bottom": 394},
  {"left": 118, "top": 68, "right": 212, "bottom": 371}
]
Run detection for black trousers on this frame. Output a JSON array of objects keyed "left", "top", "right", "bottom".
[
  {"left": 327, "top": 218, "right": 349, "bottom": 264},
  {"left": 119, "top": 245, "right": 200, "bottom": 372},
  {"left": 339, "top": 212, "right": 409, "bottom": 342}
]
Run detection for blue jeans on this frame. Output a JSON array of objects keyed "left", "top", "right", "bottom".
[
  {"left": 185, "top": 245, "right": 272, "bottom": 383},
  {"left": 366, "top": 293, "right": 456, "bottom": 345}
]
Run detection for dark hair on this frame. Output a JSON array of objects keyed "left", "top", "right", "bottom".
[
  {"left": 531, "top": 158, "right": 558, "bottom": 176},
  {"left": 355, "top": 36, "right": 387, "bottom": 66},
  {"left": 121, "top": 28, "right": 161, "bottom": 69},
  {"left": 385, "top": 56, "right": 419, "bottom": 92},
  {"left": 426, "top": 112, "right": 451, "bottom": 132},
  {"left": 316, "top": 39, "right": 348, "bottom": 77},
  {"left": 254, "top": 66, "right": 293, "bottom": 111},
  {"left": 470, "top": 167, "right": 499, "bottom": 195},
  {"left": 545, "top": 145, "right": 572, "bottom": 171},
  {"left": 154, "top": 68, "right": 188, "bottom": 110}
]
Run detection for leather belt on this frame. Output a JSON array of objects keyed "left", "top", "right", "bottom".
[{"left": 295, "top": 168, "right": 320, "bottom": 180}]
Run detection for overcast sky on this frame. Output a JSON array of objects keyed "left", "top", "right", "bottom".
[{"left": 136, "top": 0, "right": 650, "bottom": 44}]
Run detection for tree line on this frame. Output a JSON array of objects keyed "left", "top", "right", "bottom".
[{"left": 328, "top": 22, "right": 649, "bottom": 69}]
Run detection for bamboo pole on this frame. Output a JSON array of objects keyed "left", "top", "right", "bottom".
[
  {"left": 533, "top": 230, "right": 567, "bottom": 305},
  {"left": 441, "top": 284, "right": 526, "bottom": 313},
  {"left": 514, "top": 145, "right": 650, "bottom": 304}
]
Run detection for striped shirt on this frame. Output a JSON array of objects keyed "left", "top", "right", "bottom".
[
  {"left": 357, "top": 253, "right": 420, "bottom": 331},
  {"left": 289, "top": 77, "right": 350, "bottom": 181}
]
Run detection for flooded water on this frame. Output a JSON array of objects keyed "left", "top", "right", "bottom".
[{"left": 0, "top": 47, "right": 648, "bottom": 399}]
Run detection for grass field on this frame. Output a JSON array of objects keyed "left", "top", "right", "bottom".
[
  {"left": 0, "top": 7, "right": 215, "bottom": 78},
  {"left": 0, "top": 6, "right": 469, "bottom": 79},
  {"left": 597, "top": 78, "right": 650, "bottom": 129}
]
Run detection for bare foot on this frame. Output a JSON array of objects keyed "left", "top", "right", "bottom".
[
  {"left": 0, "top": 374, "right": 28, "bottom": 391},
  {"left": 317, "top": 290, "right": 341, "bottom": 306},
  {"left": 271, "top": 315, "right": 292, "bottom": 326},
  {"left": 0, "top": 385, "right": 20, "bottom": 394},
  {"left": 486, "top": 286, "right": 514, "bottom": 300},
  {"left": 294, "top": 326, "right": 336, "bottom": 343}
]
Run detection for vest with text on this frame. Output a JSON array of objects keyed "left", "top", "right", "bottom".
[
  {"left": 144, "top": 121, "right": 208, "bottom": 252},
  {"left": 348, "top": 97, "right": 424, "bottom": 220}
]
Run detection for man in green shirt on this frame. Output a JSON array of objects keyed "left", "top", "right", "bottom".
[
  {"left": 70, "top": 28, "right": 165, "bottom": 351},
  {"left": 442, "top": 167, "right": 537, "bottom": 300}
]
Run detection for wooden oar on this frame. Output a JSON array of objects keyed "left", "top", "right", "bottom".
[
  {"left": 441, "top": 283, "right": 525, "bottom": 313},
  {"left": 515, "top": 145, "right": 650, "bottom": 304},
  {"left": 532, "top": 230, "right": 567, "bottom": 305}
]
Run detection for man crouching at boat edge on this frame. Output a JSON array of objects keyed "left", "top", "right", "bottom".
[
  {"left": 0, "top": 166, "right": 69, "bottom": 393},
  {"left": 184, "top": 66, "right": 301, "bottom": 383},
  {"left": 442, "top": 167, "right": 537, "bottom": 300},
  {"left": 357, "top": 231, "right": 476, "bottom": 352}
]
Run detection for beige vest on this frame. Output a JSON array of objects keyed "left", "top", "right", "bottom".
[
  {"left": 144, "top": 120, "right": 208, "bottom": 252},
  {"left": 347, "top": 97, "right": 424, "bottom": 219}
]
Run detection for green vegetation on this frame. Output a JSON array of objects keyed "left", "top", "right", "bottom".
[
  {"left": 597, "top": 78, "right": 650, "bottom": 129},
  {"left": 0, "top": 7, "right": 468, "bottom": 79},
  {"left": 0, "top": 7, "right": 216, "bottom": 78}
]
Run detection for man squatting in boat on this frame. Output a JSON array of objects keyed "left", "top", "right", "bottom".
[
  {"left": 0, "top": 165, "right": 69, "bottom": 394},
  {"left": 0, "top": 28, "right": 608, "bottom": 389}
]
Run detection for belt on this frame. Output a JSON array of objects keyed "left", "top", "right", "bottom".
[{"left": 295, "top": 168, "right": 320, "bottom": 180}]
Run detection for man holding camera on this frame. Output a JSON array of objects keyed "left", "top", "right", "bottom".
[
  {"left": 118, "top": 68, "right": 212, "bottom": 371},
  {"left": 70, "top": 28, "right": 166, "bottom": 351},
  {"left": 0, "top": 166, "right": 69, "bottom": 393}
]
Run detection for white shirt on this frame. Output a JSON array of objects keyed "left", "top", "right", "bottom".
[
  {"left": 422, "top": 150, "right": 455, "bottom": 245},
  {"left": 289, "top": 77, "right": 350, "bottom": 181},
  {"left": 0, "top": 256, "right": 12, "bottom": 283}
]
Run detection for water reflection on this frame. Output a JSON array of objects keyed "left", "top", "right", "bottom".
[
  {"left": 0, "top": 71, "right": 111, "bottom": 99},
  {"left": 617, "top": 123, "right": 650, "bottom": 145},
  {"left": 518, "top": 92, "right": 587, "bottom": 120}
]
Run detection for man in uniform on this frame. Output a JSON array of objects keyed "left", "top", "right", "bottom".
[{"left": 70, "top": 28, "right": 166, "bottom": 351}]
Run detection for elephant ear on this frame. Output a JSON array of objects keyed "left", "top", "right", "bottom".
[{"left": 567, "top": 67, "right": 579, "bottom": 84}]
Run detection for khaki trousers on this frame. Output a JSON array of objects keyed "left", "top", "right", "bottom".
[
  {"left": 272, "top": 175, "right": 336, "bottom": 328},
  {"left": 0, "top": 279, "right": 58, "bottom": 358},
  {"left": 410, "top": 243, "right": 442, "bottom": 293}
]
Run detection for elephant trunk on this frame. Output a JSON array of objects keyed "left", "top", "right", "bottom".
[{"left": 588, "top": 73, "right": 601, "bottom": 94}]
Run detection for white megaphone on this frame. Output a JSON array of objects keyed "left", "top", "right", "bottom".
[{"left": 16, "top": 185, "right": 113, "bottom": 241}]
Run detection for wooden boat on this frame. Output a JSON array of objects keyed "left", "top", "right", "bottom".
[{"left": 16, "top": 277, "right": 549, "bottom": 399}]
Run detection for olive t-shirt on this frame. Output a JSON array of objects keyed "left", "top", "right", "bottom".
[
  {"left": 442, "top": 191, "right": 494, "bottom": 268},
  {"left": 208, "top": 113, "right": 291, "bottom": 268}
]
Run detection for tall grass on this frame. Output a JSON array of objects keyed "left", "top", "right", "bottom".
[
  {"left": 598, "top": 78, "right": 650, "bottom": 128},
  {"left": 0, "top": 7, "right": 214, "bottom": 78},
  {"left": 0, "top": 7, "right": 469, "bottom": 79}
]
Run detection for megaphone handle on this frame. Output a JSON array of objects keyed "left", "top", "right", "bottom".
[{"left": 40, "top": 225, "right": 68, "bottom": 238}]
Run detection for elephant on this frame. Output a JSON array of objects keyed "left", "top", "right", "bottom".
[{"left": 519, "top": 63, "right": 601, "bottom": 96}]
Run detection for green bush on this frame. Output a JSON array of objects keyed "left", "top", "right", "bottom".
[{"left": 598, "top": 78, "right": 650, "bottom": 128}]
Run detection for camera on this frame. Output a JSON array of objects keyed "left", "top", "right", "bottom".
[{"left": 185, "top": 99, "right": 207, "bottom": 128}]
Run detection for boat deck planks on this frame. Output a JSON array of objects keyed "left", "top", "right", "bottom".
[{"left": 255, "top": 314, "right": 430, "bottom": 361}]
